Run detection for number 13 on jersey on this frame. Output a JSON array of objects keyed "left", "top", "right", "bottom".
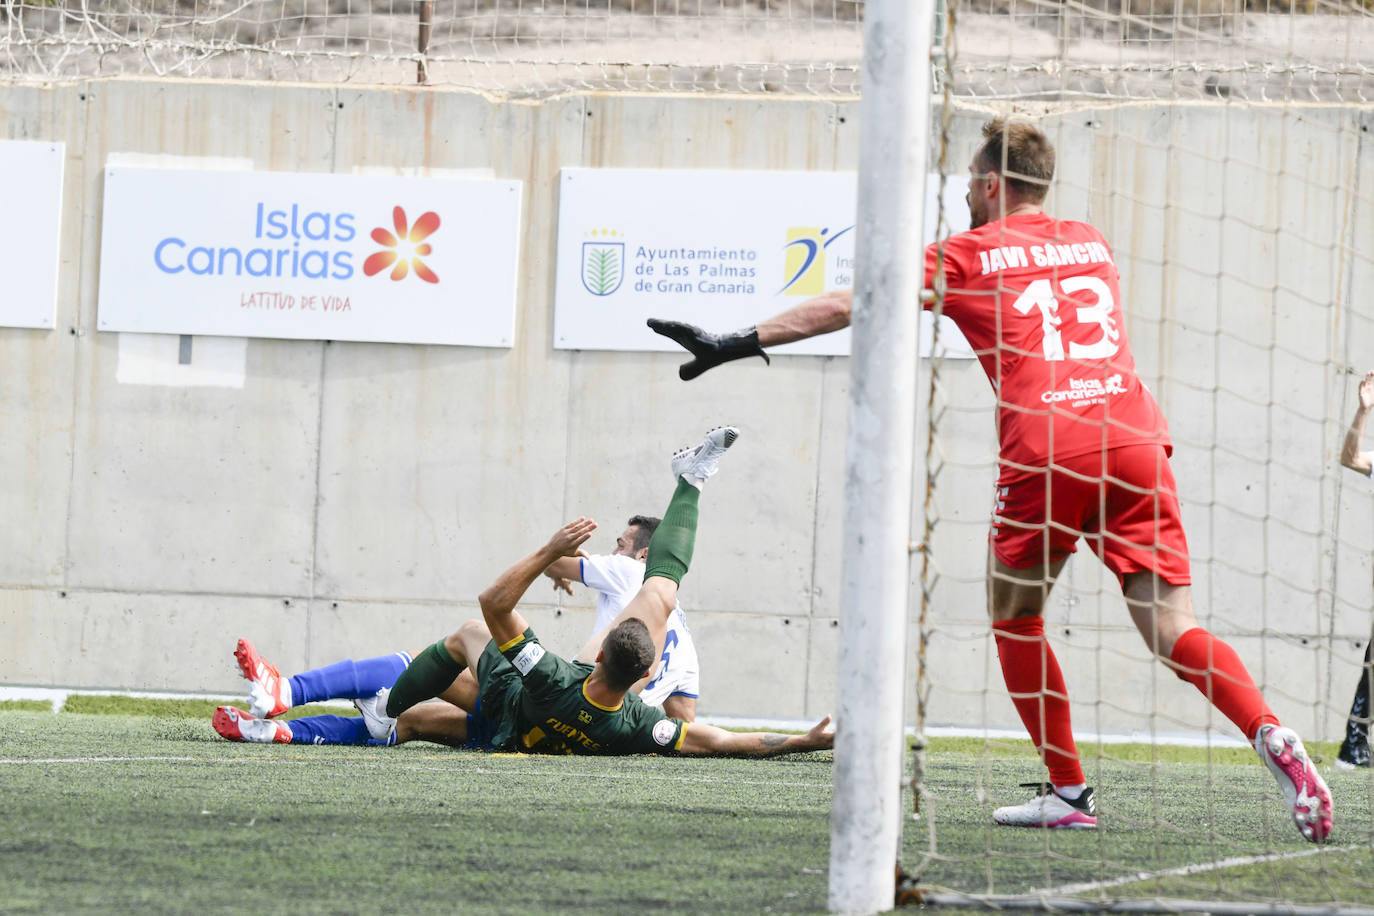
[{"left": 1011, "top": 276, "right": 1120, "bottom": 361}]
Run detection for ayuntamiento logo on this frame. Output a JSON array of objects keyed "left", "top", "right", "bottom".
[{"left": 581, "top": 229, "right": 625, "bottom": 296}]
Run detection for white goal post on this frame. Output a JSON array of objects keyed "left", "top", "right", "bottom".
[{"left": 828, "top": 1, "right": 934, "bottom": 913}]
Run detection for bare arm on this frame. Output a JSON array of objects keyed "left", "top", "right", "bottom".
[
  {"left": 479, "top": 518, "right": 597, "bottom": 647},
  {"left": 755, "top": 290, "right": 853, "bottom": 348},
  {"left": 542, "top": 554, "right": 585, "bottom": 596},
  {"left": 1341, "top": 370, "right": 1374, "bottom": 476},
  {"left": 648, "top": 289, "right": 853, "bottom": 380},
  {"left": 678, "top": 715, "right": 834, "bottom": 757}
]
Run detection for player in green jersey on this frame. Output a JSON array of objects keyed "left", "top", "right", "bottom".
[{"left": 372, "top": 425, "right": 834, "bottom": 758}]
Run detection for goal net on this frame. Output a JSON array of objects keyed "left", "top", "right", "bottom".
[{"left": 909, "top": 1, "right": 1374, "bottom": 911}]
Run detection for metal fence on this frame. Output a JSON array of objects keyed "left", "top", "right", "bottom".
[{"left": 4, "top": 1, "right": 1371, "bottom": 100}]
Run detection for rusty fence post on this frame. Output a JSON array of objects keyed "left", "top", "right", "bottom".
[{"left": 417, "top": 0, "right": 434, "bottom": 84}]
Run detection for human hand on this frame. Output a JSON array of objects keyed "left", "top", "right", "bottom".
[
  {"left": 647, "top": 318, "right": 769, "bottom": 381},
  {"left": 804, "top": 714, "right": 835, "bottom": 750},
  {"left": 1359, "top": 369, "right": 1374, "bottom": 410},
  {"left": 547, "top": 517, "right": 596, "bottom": 558}
]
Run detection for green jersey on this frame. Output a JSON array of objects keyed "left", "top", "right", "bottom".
[{"left": 476, "top": 628, "right": 687, "bottom": 756}]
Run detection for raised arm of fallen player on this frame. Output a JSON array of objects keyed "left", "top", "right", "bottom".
[
  {"left": 678, "top": 715, "right": 834, "bottom": 757},
  {"left": 479, "top": 517, "right": 597, "bottom": 646},
  {"left": 542, "top": 552, "right": 587, "bottom": 595}
]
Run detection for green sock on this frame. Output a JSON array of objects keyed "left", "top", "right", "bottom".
[
  {"left": 386, "top": 639, "right": 465, "bottom": 717},
  {"left": 644, "top": 477, "right": 700, "bottom": 584}
]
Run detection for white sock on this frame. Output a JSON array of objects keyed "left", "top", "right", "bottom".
[
  {"left": 240, "top": 717, "right": 286, "bottom": 744},
  {"left": 1054, "top": 783, "right": 1087, "bottom": 801},
  {"left": 248, "top": 677, "right": 292, "bottom": 717}
]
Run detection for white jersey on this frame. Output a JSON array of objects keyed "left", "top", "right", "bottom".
[{"left": 578, "top": 553, "right": 700, "bottom": 705}]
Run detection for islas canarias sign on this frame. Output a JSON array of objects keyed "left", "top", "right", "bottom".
[{"left": 97, "top": 166, "right": 522, "bottom": 347}]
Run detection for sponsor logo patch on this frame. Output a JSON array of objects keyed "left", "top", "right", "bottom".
[
  {"left": 652, "top": 719, "right": 677, "bottom": 747},
  {"left": 512, "top": 642, "right": 545, "bottom": 676}
]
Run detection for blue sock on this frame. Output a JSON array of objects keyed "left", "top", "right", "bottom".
[
  {"left": 288, "top": 652, "right": 412, "bottom": 705},
  {"left": 286, "top": 715, "right": 398, "bottom": 747}
]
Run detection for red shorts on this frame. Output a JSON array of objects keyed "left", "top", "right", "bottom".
[{"left": 990, "top": 444, "right": 1191, "bottom": 584}]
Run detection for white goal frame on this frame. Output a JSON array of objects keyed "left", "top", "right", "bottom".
[{"left": 828, "top": 1, "right": 935, "bottom": 913}]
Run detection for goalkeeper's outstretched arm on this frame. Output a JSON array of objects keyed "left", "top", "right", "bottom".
[
  {"left": 677, "top": 715, "right": 834, "bottom": 757},
  {"left": 755, "top": 290, "right": 853, "bottom": 347},
  {"left": 647, "top": 290, "right": 853, "bottom": 380}
]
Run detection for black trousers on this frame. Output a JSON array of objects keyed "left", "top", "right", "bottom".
[{"left": 1340, "top": 640, "right": 1372, "bottom": 755}]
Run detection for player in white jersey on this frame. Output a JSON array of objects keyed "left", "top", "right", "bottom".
[{"left": 543, "top": 515, "right": 701, "bottom": 720}]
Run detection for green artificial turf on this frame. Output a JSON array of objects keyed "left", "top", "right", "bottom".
[
  {"left": 1, "top": 701, "right": 1371, "bottom": 914},
  {"left": 61, "top": 694, "right": 357, "bottom": 722}
]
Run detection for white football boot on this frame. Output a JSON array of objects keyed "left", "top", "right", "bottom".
[
  {"left": 993, "top": 784, "right": 1097, "bottom": 829},
  {"left": 353, "top": 687, "right": 397, "bottom": 741},
  {"left": 671, "top": 426, "right": 740, "bottom": 489}
]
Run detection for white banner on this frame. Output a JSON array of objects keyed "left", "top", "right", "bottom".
[
  {"left": 0, "top": 140, "right": 64, "bottom": 329},
  {"left": 553, "top": 168, "right": 973, "bottom": 358},
  {"left": 97, "top": 167, "right": 522, "bottom": 347}
]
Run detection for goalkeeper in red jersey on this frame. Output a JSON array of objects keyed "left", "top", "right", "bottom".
[{"left": 648, "top": 118, "right": 1333, "bottom": 842}]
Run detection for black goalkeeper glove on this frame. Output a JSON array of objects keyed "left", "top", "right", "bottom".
[{"left": 646, "top": 318, "right": 771, "bottom": 381}]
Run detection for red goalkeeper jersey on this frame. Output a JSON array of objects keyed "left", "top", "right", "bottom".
[{"left": 923, "top": 211, "right": 1170, "bottom": 468}]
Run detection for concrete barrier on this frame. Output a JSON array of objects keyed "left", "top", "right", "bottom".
[{"left": 1, "top": 79, "right": 1370, "bottom": 741}]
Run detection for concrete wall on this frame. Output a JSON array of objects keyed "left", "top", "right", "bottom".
[{"left": 1, "top": 80, "right": 1370, "bottom": 742}]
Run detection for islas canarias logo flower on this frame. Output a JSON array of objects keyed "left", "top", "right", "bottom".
[{"left": 364, "top": 206, "right": 440, "bottom": 283}]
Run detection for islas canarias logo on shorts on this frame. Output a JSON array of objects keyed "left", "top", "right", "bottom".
[
  {"left": 780, "top": 225, "right": 853, "bottom": 296},
  {"left": 364, "top": 206, "right": 441, "bottom": 283},
  {"left": 581, "top": 228, "right": 625, "bottom": 296}
]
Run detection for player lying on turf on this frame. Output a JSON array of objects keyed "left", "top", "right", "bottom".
[
  {"left": 647, "top": 120, "right": 1333, "bottom": 841},
  {"left": 223, "top": 426, "right": 834, "bottom": 758},
  {"left": 215, "top": 516, "right": 702, "bottom": 747}
]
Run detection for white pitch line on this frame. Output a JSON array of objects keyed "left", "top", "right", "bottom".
[
  {"left": 0, "top": 755, "right": 199, "bottom": 765},
  {"left": 1039, "top": 846, "right": 1328, "bottom": 897}
]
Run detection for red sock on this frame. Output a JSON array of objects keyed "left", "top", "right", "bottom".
[
  {"left": 992, "top": 616, "right": 1084, "bottom": 786},
  {"left": 1168, "top": 627, "right": 1278, "bottom": 740}
]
